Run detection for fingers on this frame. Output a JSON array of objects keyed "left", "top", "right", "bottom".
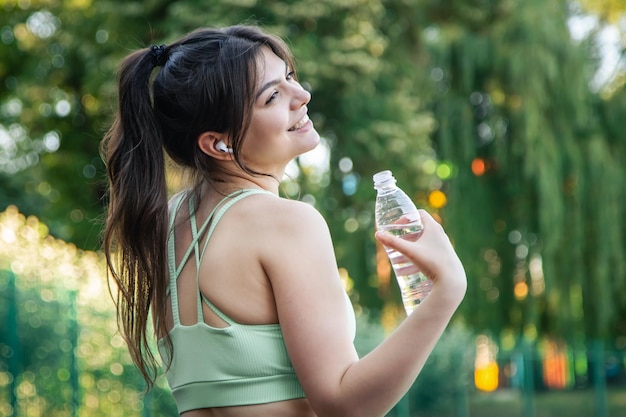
[
  {"left": 375, "top": 229, "right": 415, "bottom": 253},
  {"left": 375, "top": 210, "right": 456, "bottom": 279},
  {"left": 417, "top": 209, "right": 445, "bottom": 234},
  {"left": 375, "top": 210, "right": 441, "bottom": 252}
]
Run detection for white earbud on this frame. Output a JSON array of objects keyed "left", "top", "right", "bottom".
[{"left": 216, "top": 141, "right": 233, "bottom": 154}]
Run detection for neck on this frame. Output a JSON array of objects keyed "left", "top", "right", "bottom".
[{"left": 204, "top": 172, "right": 281, "bottom": 196}]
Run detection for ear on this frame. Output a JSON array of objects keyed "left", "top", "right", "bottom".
[{"left": 197, "top": 131, "right": 233, "bottom": 160}]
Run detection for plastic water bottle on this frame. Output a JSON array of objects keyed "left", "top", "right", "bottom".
[{"left": 373, "top": 170, "right": 432, "bottom": 315}]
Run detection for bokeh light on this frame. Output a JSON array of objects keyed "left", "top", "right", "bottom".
[{"left": 428, "top": 190, "right": 447, "bottom": 209}]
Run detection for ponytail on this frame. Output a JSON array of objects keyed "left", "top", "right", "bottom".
[{"left": 101, "top": 47, "right": 169, "bottom": 388}]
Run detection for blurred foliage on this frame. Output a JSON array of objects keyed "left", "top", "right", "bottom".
[
  {"left": 423, "top": 0, "right": 626, "bottom": 346},
  {"left": 0, "top": 0, "right": 625, "bottom": 398},
  {"left": 408, "top": 324, "right": 475, "bottom": 412},
  {"left": 579, "top": 0, "right": 626, "bottom": 23},
  {"left": 0, "top": 206, "right": 177, "bottom": 416}
]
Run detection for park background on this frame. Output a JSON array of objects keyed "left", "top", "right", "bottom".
[{"left": 1, "top": 0, "right": 625, "bottom": 416}]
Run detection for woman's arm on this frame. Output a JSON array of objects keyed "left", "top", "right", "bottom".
[{"left": 261, "top": 200, "right": 466, "bottom": 417}]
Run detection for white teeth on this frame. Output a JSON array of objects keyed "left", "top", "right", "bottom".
[{"left": 289, "top": 114, "right": 309, "bottom": 131}]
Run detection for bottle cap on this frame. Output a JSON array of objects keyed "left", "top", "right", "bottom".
[{"left": 373, "top": 170, "right": 396, "bottom": 190}]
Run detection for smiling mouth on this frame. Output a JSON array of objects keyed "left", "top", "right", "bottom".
[{"left": 288, "top": 114, "right": 309, "bottom": 131}]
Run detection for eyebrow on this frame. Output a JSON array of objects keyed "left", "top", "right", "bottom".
[{"left": 255, "top": 62, "right": 289, "bottom": 101}]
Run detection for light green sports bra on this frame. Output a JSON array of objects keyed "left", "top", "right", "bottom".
[{"left": 157, "top": 189, "right": 356, "bottom": 413}]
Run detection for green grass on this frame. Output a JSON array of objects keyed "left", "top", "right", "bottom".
[{"left": 411, "top": 387, "right": 626, "bottom": 417}]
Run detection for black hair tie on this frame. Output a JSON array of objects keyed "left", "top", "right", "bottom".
[{"left": 150, "top": 44, "right": 168, "bottom": 67}]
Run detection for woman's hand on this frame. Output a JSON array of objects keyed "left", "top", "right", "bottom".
[{"left": 375, "top": 209, "right": 466, "bottom": 303}]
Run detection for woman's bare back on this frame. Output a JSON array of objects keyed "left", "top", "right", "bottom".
[{"left": 181, "top": 398, "right": 317, "bottom": 417}]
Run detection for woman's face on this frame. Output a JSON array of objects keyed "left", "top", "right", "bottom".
[{"left": 239, "top": 47, "right": 320, "bottom": 174}]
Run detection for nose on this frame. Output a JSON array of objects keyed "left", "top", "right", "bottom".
[{"left": 291, "top": 82, "right": 311, "bottom": 109}]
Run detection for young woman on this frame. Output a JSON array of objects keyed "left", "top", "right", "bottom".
[{"left": 102, "top": 25, "right": 466, "bottom": 417}]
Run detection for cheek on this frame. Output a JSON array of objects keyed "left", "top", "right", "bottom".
[
  {"left": 250, "top": 112, "right": 288, "bottom": 142},
  {"left": 241, "top": 116, "right": 285, "bottom": 156}
]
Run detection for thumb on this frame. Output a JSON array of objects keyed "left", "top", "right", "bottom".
[{"left": 375, "top": 230, "right": 419, "bottom": 254}]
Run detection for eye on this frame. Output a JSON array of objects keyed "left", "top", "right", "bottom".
[
  {"left": 265, "top": 91, "right": 278, "bottom": 104},
  {"left": 286, "top": 70, "right": 295, "bottom": 80}
]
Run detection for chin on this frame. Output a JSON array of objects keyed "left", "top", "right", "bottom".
[
  {"left": 284, "top": 129, "right": 321, "bottom": 160},
  {"left": 301, "top": 130, "right": 321, "bottom": 152}
]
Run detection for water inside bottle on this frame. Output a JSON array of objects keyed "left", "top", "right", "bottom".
[{"left": 379, "top": 223, "right": 432, "bottom": 315}]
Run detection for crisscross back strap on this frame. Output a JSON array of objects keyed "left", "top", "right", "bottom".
[{"left": 167, "top": 189, "right": 274, "bottom": 325}]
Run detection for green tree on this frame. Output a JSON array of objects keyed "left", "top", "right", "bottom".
[
  {"left": 423, "top": 0, "right": 626, "bottom": 345},
  {"left": 0, "top": 0, "right": 177, "bottom": 249},
  {"left": 2, "top": 0, "right": 625, "bottom": 346}
]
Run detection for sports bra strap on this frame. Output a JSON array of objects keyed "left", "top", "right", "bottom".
[
  {"left": 201, "top": 294, "right": 235, "bottom": 325},
  {"left": 167, "top": 189, "right": 275, "bottom": 326},
  {"left": 167, "top": 193, "right": 186, "bottom": 325},
  {"left": 194, "top": 189, "right": 273, "bottom": 322},
  {"left": 188, "top": 196, "right": 205, "bottom": 321}
]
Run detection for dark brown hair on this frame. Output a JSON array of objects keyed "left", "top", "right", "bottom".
[{"left": 101, "top": 25, "right": 294, "bottom": 387}]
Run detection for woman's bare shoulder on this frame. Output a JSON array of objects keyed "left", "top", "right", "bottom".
[{"left": 238, "top": 194, "right": 328, "bottom": 234}]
